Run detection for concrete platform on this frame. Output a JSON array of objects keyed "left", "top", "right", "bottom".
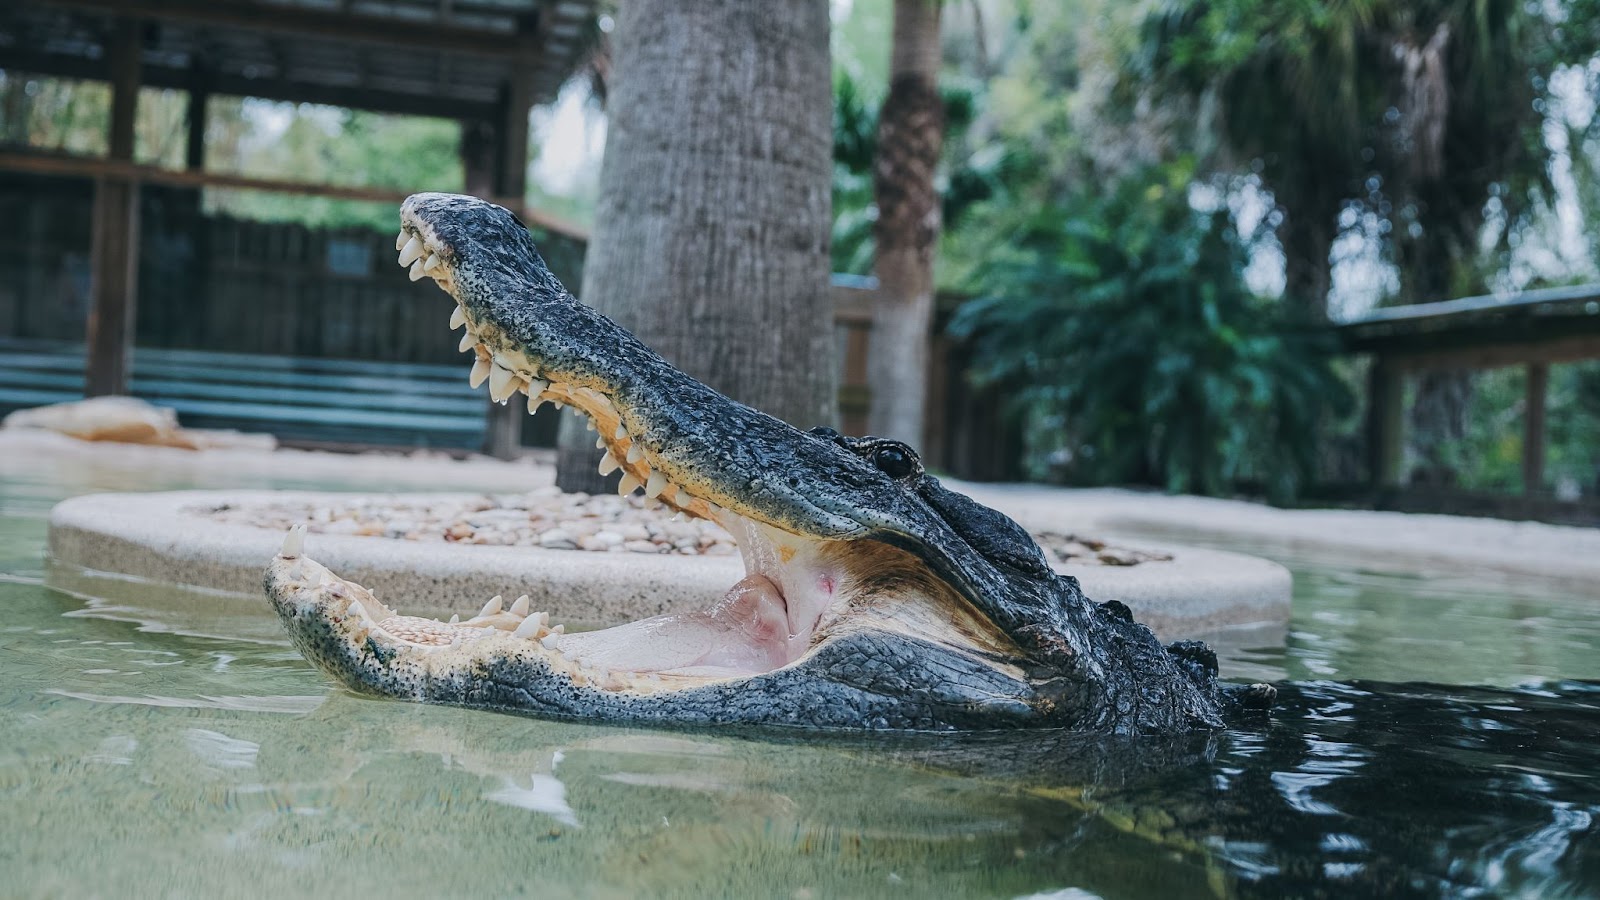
[{"left": 47, "top": 489, "right": 1292, "bottom": 640}]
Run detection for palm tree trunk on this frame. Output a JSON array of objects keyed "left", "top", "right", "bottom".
[
  {"left": 867, "top": 0, "right": 944, "bottom": 446},
  {"left": 554, "top": 0, "right": 835, "bottom": 493},
  {"left": 1279, "top": 207, "right": 1333, "bottom": 323},
  {"left": 1400, "top": 184, "right": 1475, "bottom": 487}
]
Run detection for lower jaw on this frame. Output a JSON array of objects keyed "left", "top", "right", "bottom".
[
  {"left": 538, "top": 572, "right": 809, "bottom": 678},
  {"left": 267, "top": 523, "right": 832, "bottom": 695}
]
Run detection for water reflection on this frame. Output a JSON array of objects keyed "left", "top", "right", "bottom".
[{"left": 4, "top": 465, "right": 1600, "bottom": 896}]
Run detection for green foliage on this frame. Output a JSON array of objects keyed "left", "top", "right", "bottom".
[
  {"left": 831, "top": 72, "right": 878, "bottom": 276},
  {"left": 1435, "top": 362, "right": 1600, "bottom": 494},
  {"left": 1128, "top": 0, "right": 1596, "bottom": 304},
  {"left": 205, "top": 101, "right": 463, "bottom": 231},
  {"left": 949, "top": 164, "right": 1349, "bottom": 499}
]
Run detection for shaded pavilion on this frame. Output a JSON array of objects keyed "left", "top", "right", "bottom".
[{"left": 0, "top": 0, "right": 595, "bottom": 454}]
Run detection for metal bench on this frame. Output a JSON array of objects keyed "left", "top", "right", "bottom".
[{"left": 0, "top": 338, "right": 485, "bottom": 448}]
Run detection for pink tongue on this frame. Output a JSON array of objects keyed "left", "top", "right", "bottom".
[{"left": 556, "top": 574, "right": 795, "bottom": 676}]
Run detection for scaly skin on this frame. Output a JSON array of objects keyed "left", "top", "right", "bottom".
[{"left": 263, "top": 193, "right": 1270, "bottom": 733}]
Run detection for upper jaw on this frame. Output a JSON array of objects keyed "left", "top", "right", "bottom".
[
  {"left": 393, "top": 193, "right": 1040, "bottom": 664},
  {"left": 396, "top": 193, "right": 909, "bottom": 544}
]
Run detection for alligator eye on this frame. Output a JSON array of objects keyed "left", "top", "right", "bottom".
[{"left": 872, "top": 444, "right": 917, "bottom": 479}]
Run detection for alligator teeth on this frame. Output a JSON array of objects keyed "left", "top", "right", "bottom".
[
  {"left": 644, "top": 471, "right": 668, "bottom": 499},
  {"left": 459, "top": 331, "right": 475, "bottom": 353},
  {"left": 585, "top": 418, "right": 595, "bottom": 432},
  {"left": 450, "top": 306, "right": 466, "bottom": 329},
  {"left": 449, "top": 614, "right": 460, "bottom": 624},
  {"left": 280, "top": 523, "right": 306, "bottom": 558},
  {"left": 595, "top": 435, "right": 606, "bottom": 449},
  {"left": 469, "top": 356, "right": 491, "bottom": 388},
  {"left": 540, "top": 631, "right": 562, "bottom": 650},
  {"left": 408, "top": 259, "right": 426, "bottom": 281},
  {"left": 614, "top": 425, "right": 627, "bottom": 440},
  {"left": 528, "top": 393, "right": 548, "bottom": 415},
  {"left": 488, "top": 365, "right": 516, "bottom": 402},
  {"left": 395, "top": 231, "right": 409, "bottom": 251},
  {"left": 527, "top": 377, "right": 549, "bottom": 397},
  {"left": 512, "top": 615, "right": 543, "bottom": 639},
  {"left": 598, "top": 450, "right": 620, "bottom": 475},
  {"left": 618, "top": 473, "right": 641, "bottom": 495},
  {"left": 479, "top": 595, "right": 503, "bottom": 618},
  {"left": 399, "top": 236, "right": 423, "bottom": 266},
  {"left": 424, "top": 253, "right": 442, "bottom": 272},
  {"left": 510, "top": 595, "right": 530, "bottom": 617},
  {"left": 626, "top": 444, "right": 644, "bottom": 464}
]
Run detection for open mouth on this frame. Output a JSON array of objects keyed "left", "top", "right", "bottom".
[
  {"left": 267, "top": 512, "right": 861, "bottom": 694},
  {"left": 261, "top": 203, "right": 1015, "bottom": 698}
]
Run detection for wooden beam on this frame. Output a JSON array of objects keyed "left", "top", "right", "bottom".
[
  {"left": 1386, "top": 334, "right": 1600, "bottom": 373},
  {"left": 40, "top": 0, "right": 535, "bottom": 60},
  {"left": 495, "top": 69, "right": 536, "bottom": 202},
  {"left": 0, "top": 47, "right": 502, "bottom": 121},
  {"left": 460, "top": 120, "right": 497, "bottom": 199},
  {"left": 84, "top": 18, "right": 141, "bottom": 397},
  {"left": 184, "top": 74, "right": 209, "bottom": 171},
  {"left": 0, "top": 150, "right": 590, "bottom": 241},
  {"left": 1524, "top": 362, "right": 1548, "bottom": 497}
]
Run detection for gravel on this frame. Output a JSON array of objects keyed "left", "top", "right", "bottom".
[
  {"left": 205, "top": 487, "right": 739, "bottom": 556},
  {"left": 203, "top": 489, "right": 1167, "bottom": 567}
]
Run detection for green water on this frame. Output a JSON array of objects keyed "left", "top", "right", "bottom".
[{"left": 3, "top": 457, "right": 1599, "bottom": 898}]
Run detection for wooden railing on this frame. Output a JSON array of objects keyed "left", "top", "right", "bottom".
[{"left": 1338, "top": 284, "right": 1600, "bottom": 518}]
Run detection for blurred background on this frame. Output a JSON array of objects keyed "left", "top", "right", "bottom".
[{"left": 2, "top": 0, "right": 1600, "bottom": 524}]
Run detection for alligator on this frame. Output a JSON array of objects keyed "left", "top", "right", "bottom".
[{"left": 264, "top": 193, "right": 1272, "bottom": 733}]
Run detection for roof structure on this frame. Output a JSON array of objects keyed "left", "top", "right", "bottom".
[{"left": 0, "top": 0, "right": 595, "bottom": 121}]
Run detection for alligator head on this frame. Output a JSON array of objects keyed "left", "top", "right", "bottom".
[{"left": 264, "top": 193, "right": 1246, "bottom": 733}]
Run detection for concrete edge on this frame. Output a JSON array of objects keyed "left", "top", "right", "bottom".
[
  {"left": 961, "top": 482, "right": 1600, "bottom": 586},
  {"left": 47, "top": 490, "right": 1292, "bottom": 640}
]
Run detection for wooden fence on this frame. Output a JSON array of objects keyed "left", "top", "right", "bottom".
[
  {"left": 1, "top": 172, "right": 1018, "bottom": 475},
  {"left": 0, "top": 173, "right": 585, "bottom": 367}
]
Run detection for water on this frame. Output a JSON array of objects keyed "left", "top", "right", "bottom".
[{"left": 2, "top": 459, "right": 1599, "bottom": 898}]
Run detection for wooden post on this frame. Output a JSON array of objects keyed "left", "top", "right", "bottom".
[
  {"left": 460, "top": 120, "right": 497, "bottom": 199},
  {"left": 481, "top": 63, "right": 536, "bottom": 459},
  {"left": 1367, "top": 357, "right": 1405, "bottom": 489},
  {"left": 185, "top": 73, "right": 208, "bottom": 171},
  {"left": 1524, "top": 362, "right": 1548, "bottom": 496},
  {"left": 84, "top": 19, "right": 142, "bottom": 397}
]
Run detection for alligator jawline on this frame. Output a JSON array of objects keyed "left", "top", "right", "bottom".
[
  {"left": 261, "top": 215, "right": 1023, "bottom": 697},
  {"left": 262, "top": 193, "right": 1238, "bottom": 732},
  {"left": 266, "top": 509, "right": 1018, "bottom": 697}
]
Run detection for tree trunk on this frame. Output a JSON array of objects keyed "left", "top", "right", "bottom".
[
  {"left": 554, "top": 0, "right": 835, "bottom": 493},
  {"left": 1279, "top": 205, "right": 1333, "bottom": 323},
  {"left": 1398, "top": 183, "right": 1475, "bottom": 486},
  {"left": 867, "top": 0, "right": 944, "bottom": 446}
]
